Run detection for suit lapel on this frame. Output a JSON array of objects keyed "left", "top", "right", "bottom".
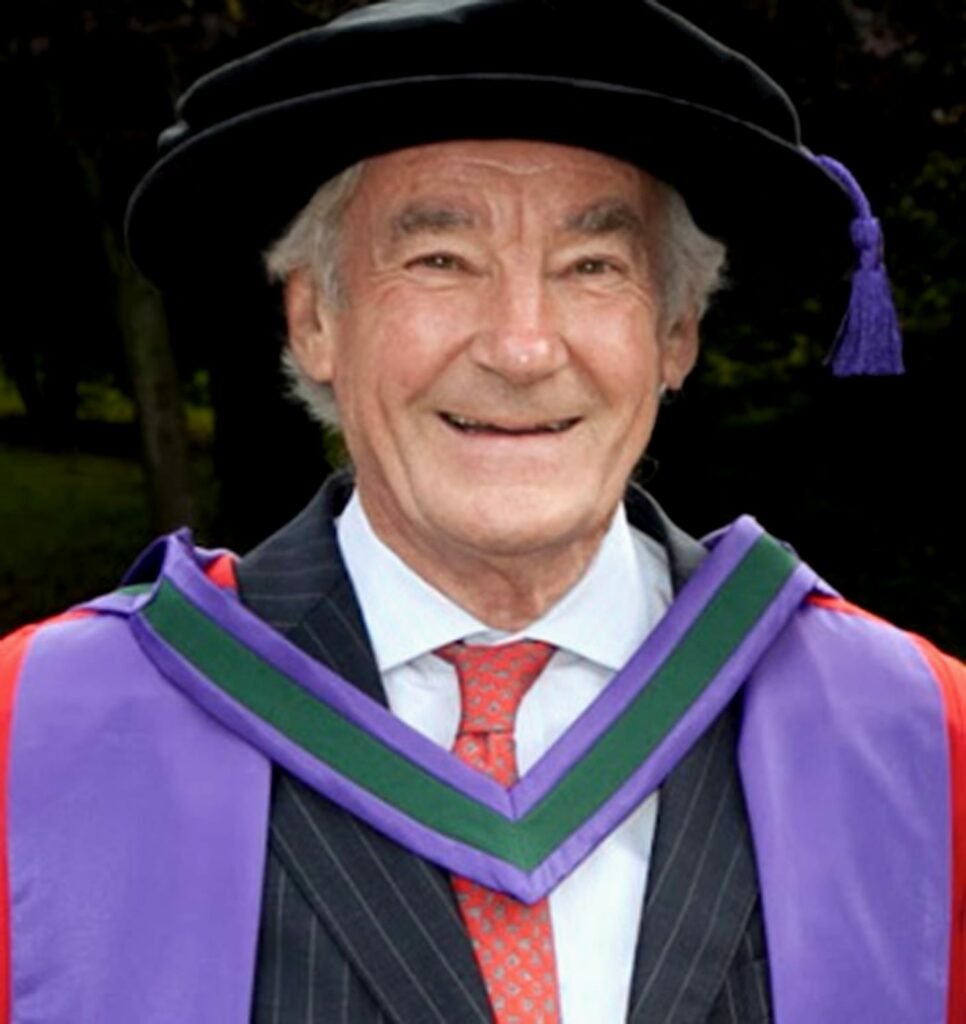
[
  {"left": 237, "top": 474, "right": 491, "bottom": 1024},
  {"left": 626, "top": 702, "right": 760, "bottom": 1023},
  {"left": 625, "top": 489, "right": 761, "bottom": 1024}
]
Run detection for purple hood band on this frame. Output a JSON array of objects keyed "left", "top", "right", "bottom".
[{"left": 115, "top": 518, "right": 810, "bottom": 905}]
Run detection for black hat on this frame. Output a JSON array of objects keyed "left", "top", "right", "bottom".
[{"left": 126, "top": 0, "right": 856, "bottom": 288}]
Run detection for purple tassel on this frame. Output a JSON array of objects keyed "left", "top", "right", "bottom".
[{"left": 813, "top": 154, "right": 904, "bottom": 376}]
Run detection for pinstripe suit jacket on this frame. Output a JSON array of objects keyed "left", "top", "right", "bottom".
[{"left": 238, "top": 474, "right": 772, "bottom": 1023}]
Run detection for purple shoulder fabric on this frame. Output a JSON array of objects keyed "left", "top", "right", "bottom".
[
  {"left": 740, "top": 602, "right": 952, "bottom": 1024},
  {"left": 8, "top": 612, "right": 271, "bottom": 1023}
]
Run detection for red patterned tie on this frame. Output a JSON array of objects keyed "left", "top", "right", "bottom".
[{"left": 436, "top": 640, "right": 561, "bottom": 1024}]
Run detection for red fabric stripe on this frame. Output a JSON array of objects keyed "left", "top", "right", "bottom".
[
  {"left": 809, "top": 594, "right": 966, "bottom": 1021},
  {"left": 0, "top": 612, "right": 90, "bottom": 1023},
  {"left": 204, "top": 553, "right": 238, "bottom": 591},
  {"left": 807, "top": 592, "right": 888, "bottom": 622},
  {"left": 908, "top": 637, "right": 966, "bottom": 1024}
]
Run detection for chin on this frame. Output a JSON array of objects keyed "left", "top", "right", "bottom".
[{"left": 436, "top": 493, "right": 605, "bottom": 560}]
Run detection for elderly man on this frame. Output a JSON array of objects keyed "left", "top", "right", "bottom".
[{"left": 1, "top": 1, "right": 963, "bottom": 1022}]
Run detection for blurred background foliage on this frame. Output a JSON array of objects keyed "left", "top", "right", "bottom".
[{"left": 0, "top": 0, "right": 963, "bottom": 653}]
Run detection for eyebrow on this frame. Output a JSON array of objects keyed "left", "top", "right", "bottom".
[
  {"left": 390, "top": 202, "right": 476, "bottom": 241},
  {"left": 387, "top": 196, "right": 648, "bottom": 243},
  {"left": 563, "top": 199, "right": 648, "bottom": 242}
]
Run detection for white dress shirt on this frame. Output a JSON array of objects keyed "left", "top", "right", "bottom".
[{"left": 337, "top": 493, "right": 674, "bottom": 1024}]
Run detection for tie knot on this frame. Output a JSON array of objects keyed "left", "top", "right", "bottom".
[{"left": 436, "top": 639, "right": 555, "bottom": 736}]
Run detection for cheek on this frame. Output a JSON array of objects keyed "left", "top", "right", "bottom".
[
  {"left": 371, "top": 295, "right": 478, "bottom": 398},
  {"left": 330, "top": 310, "right": 451, "bottom": 438},
  {"left": 571, "top": 305, "right": 664, "bottom": 400}
]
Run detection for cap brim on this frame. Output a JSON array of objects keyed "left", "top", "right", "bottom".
[{"left": 126, "top": 75, "right": 854, "bottom": 286}]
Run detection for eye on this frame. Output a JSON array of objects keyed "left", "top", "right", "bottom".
[
  {"left": 572, "top": 256, "right": 622, "bottom": 276},
  {"left": 408, "top": 252, "right": 465, "bottom": 271}
]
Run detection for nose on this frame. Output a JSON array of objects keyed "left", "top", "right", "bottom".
[{"left": 468, "top": 270, "right": 568, "bottom": 384}]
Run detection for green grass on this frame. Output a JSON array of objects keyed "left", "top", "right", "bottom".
[
  {"left": 0, "top": 375, "right": 214, "bottom": 445},
  {"left": 0, "top": 443, "right": 153, "bottom": 635},
  {"left": 0, "top": 377, "right": 25, "bottom": 418}
]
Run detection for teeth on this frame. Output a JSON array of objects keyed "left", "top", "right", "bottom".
[
  {"left": 448, "top": 414, "right": 483, "bottom": 430},
  {"left": 442, "top": 413, "right": 576, "bottom": 434}
]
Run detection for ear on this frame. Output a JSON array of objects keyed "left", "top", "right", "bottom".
[
  {"left": 284, "top": 268, "right": 337, "bottom": 382},
  {"left": 659, "top": 310, "right": 700, "bottom": 391}
]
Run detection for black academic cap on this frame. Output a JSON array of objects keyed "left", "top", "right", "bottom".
[{"left": 126, "top": 0, "right": 856, "bottom": 288}]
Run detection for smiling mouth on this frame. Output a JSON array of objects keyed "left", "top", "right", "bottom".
[{"left": 440, "top": 412, "right": 580, "bottom": 436}]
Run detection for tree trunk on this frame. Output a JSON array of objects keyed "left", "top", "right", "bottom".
[
  {"left": 74, "top": 143, "right": 197, "bottom": 534},
  {"left": 114, "top": 249, "right": 197, "bottom": 533}
]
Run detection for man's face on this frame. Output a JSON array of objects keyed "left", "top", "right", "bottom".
[{"left": 289, "top": 140, "right": 697, "bottom": 578}]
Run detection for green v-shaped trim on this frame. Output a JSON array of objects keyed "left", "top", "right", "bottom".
[{"left": 132, "top": 519, "right": 815, "bottom": 900}]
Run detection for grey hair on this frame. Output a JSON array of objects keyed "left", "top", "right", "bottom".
[
  {"left": 264, "top": 161, "right": 366, "bottom": 427},
  {"left": 653, "top": 181, "right": 727, "bottom": 329},
  {"left": 265, "top": 160, "right": 726, "bottom": 429}
]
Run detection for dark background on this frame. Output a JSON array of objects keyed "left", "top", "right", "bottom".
[{"left": 0, "top": 0, "right": 963, "bottom": 653}]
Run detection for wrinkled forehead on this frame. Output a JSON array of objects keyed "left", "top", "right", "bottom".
[{"left": 343, "top": 139, "right": 663, "bottom": 241}]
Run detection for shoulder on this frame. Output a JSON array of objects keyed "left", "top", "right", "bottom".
[
  {"left": 0, "top": 605, "right": 175, "bottom": 786},
  {"left": 0, "top": 546, "right": 251, "bottom": 843},
  {"left": 749, "top": 591, "right": 965, "bottom": 876},
  {"left": 0, "top": 608, "right": 114, "bottom": 722},
  {"left": 802, "top": 591, "right": 965, "bottom": 698},
  {"left": 752, "top": 589, "right": 965, "bottom": 730},
  {"left": 0, "top": 546, "right": 240, "bottom": 731}
]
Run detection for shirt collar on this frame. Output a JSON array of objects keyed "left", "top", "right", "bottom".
[{"left": 337, "top": 490, "right": 671, "bottom": 673}]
